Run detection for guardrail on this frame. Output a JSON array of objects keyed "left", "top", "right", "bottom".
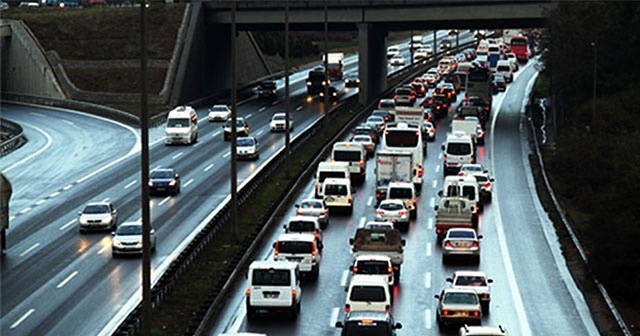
[
  {"left": 112, "top": 40, "right": 478, "bottom": 336},
  {"left": 0, "top": 118, "right": 26, "bottom": 157}
]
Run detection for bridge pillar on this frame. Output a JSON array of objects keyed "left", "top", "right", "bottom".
[{"left": 357, "top": 23, "right": 387, "bottom": 106}]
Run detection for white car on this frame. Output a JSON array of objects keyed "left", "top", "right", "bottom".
[
  {"left": 363, "top": 221, "right": 395, "bottom": 230},
  {"left": 351, "top": 134, "right": 376, "bottom": 157},
  {"left": 386, "top": 45, "right": 401, "bottom": 59},
  {"left": 236, "top": 136, "right": 259, "bottom": 160},
  {"left": 208, "top": 104, "right": 230, "bottom": 121},
  {"left": 389, "top": 55, "right": 405, "bottom": 66},
  {"left": 413, "top": 48, "right": 432, "bottom": 63},
  {"left": 283, "top": 215, "right": 324, "bottom": 250},
  {"left": 295, "top": 199, "right": 329, "bottom": 229},
  {"left": 442, "top": 228, "right": 482, "bottom": 264},
  {"left": 459, "top": 163, "right": 494, "bottom": 202},
  {"left": 270, "top": 112, "right": 293, "bottom": 132},
  {"left": 78, "top": 201, "right": 118, "bottom": 232},
  {"left": 245, "top": 260, "right": 301, "bottom": 320},
  {"left": 375, "top": 199, "right": 410, "bottom": 233},
  {"left": 352, "top": 254, "right": 396, "bottom": 287},
  {"left": 506, "top": 52, "right": 519, "bottom": 72},
  {"left": 422, "top": 121, "right": 436, "bottom": 141},
  {"left": 447, "top": 270, "right": 493, "bottom": 314},
  {"left": 111, "top": 221, "right": 156, "bottom": 257}
]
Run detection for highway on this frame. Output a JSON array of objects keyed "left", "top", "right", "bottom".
[{"left": 0, "top": 29, "right": 597, "bottom": 336}]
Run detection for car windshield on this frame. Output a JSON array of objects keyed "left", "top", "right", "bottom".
[
  {"left": 446, "top": 143, "right": 472, "bottom": 155},
  {"left": 288, "top": 220, "right": 316, "bottom": 232},
  {"left": 166, "top": 118, "right": 189, "bottom": 128},
  {"left": 272, "top": 114, "right": 286, "bottom": 121},
  {"left": 379, "top": 101, "right": 394, "bottom": 109},
  {"left": 368, "top": 116, "right": 384, "bottom": 123},
  {"left": 225, "top": 119, "right": 246, "bottom": 127},
  {"left": 211, "top": 106, "right": 228, "bottom": 112},
  {"left": 116, "top": 225, "right": 142, "bottom": 235},
  {"left": 343, "top": 322, "right": 391, "bottom": 336},
  {"left": 353, "top": 136, "right": 371, "bottom": 143},
  {"left": 83, "top": 204, "right": 109, "bottom": 214},
  {"left": 252, "top": 269, "right": 290, "bottom": 286},
  {"left": 455, "top": 275, "right": 487, "bottom": 286},
  {"left": 380, "top": 202, "right": 404, "bottom": 211},
  {"left": 350, "top": 286, "right": 387, "bottom": 302},
  {"left": 448, "top": 230, "right": 475, "bottom": 239},
  {"left": 443, "top": 292, "right": 479, "bottom": 305},
  {"left": 259, "top": 82, "right": 276, "bottom": 89},
  {"left": 318, "top": 171, "right": 346, "bottom": 182},
  {"left": 324, "top": 184, "right": 348, "bottom": 196},
  {"left": 462, "top": 165, "right": 483, "bottom": 173},
  {"left": 236, "top": 138, "right": 255, "bottom": 146},
  {"left": 475, "top": 175, "right": 489, "bottom": 183},
  {"left": 150, "top": 170, "right": 174, "bottom": 179}
]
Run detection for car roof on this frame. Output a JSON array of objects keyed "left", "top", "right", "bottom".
[
  {"left": 350, "top": 273, "right": 390, "bottom": 285},
  {"left": 85, "top": 201, "right": 111, "bottom": 207},
  {"left": 288, "top": 215, "right": 319, "bottom": 223},
  {"left": 249, "top": 259, "right": 297, "bottom": 271},
  {"left": 277, "top": 233, "right": 317, "bottom": 242},
  {"left": 443, "top": 287, "right": 478, "bottom": 295},
  {"left": 454, "top": 270, "right": 487, "bottom": 278},
  {"left": 119, "top": 221, "right": 142, "bottom": 227},
  {"left": 459, "top": 325, "right": 508, "bottom": 335},
  {"left": 379, "top": 199, "right": 405, "bottom": 205},
  {"left": 355, "top": 254, "right": 392, "bottom": 262},
  {"left": 152, "top": 168, "right": 175, "bottom": 173}
]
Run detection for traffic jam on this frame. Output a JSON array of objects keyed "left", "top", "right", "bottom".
[{"left": 236, "top": 30, "right": 531, "bottom": 336}]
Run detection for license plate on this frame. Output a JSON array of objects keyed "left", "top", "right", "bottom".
[
  {"left": 287, "top": 257, "right": 303, "bottom": 261},
  {"left": 263, "top": 293, "right": 278, "bottom": 299}
]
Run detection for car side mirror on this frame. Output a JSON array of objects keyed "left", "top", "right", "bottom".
[
  {"left": 282, "top": 224, "right": 287, "bottom": 229},
  {"left": 434, "top": 205, "right": 439, "bottom": 211},
  {"left": 335, "top": 321, "right": 344, "bottom": 328},
  {"left": 446, "top": 277, "right": 453, "bottom": 283},
  {"left": 401, "top": 239, "right": 406, "bottom": 246},
  {"left": 111, "top": 231, "right": 116, "bottom": 236},
  {"left": 175, "top": 174, "right": 180, "bottom": 179},
  {"left": 490, "top": 178, "right": 495, "bottom": 182},
  {"left": 434, "top": 294, "right": 440, "bottom": 299},
  {"left": 352, "top": 189, "right": 357, "bottom": 194},
  {"left": 437, "top": 190, "right": 443, "bottom": 197},
  {"left": 478, "top": 234, "right": 483, "bottom": 239},
  {"left": 272, "top": 242, "right": 277, "bottom": 248},
  {"left": 294, "top": 204, "right": 300, "bottom": 209},
  {"left": 349, "top": 238, "right": 355, "bottom": 245},
  {"left": 77, "top": 211, "right": 82, "bottom": 216},
  {"left": 395, "top": 322, "right": 403, "bottom": 329},
  {"left": 441, "top": 144, "right": 445, "bottom": 150},
  {"left": 245, "top": 272, "right": 248, "bottom": 279},
  {"left": 488, "top": 279, "right": 494, "bottom": 283},
  {"left": 349, "top": 265, "right": 353, "bottom": 271}
]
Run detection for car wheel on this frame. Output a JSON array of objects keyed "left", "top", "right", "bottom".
[
  {"left": 246, "top": 306, "right": 256, "bottom": 320},
  {"left": 475, "top": 255, "right": 481, "bottom": 265},
  {"left": 482, "top": 302, "right": 490, "bottom": 315},
  {"left": 112, "top": 252, "right": 118, "bottom": 258},
  {"left": 442, "top": 255, "right": 448, "bottom": 265},
  {"left": 410, "top": 209, "right": 417, "bottom": 220},
  {"left": 290, "top": 302, "right": 300, "bottom": 320},
  {"left": 436, "top": 314, "right": 443, "bottom": 328}
]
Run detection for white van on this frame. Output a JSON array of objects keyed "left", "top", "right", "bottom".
[
  {"left": 245, "top": 260, "right": 301, "bottom": 320},
  {"left": 273, "top": 233, "right": 321, "bottom": 279},
  {"left": 322, "top": 177, "right": 355, "bottom": 214},
  {"left": 331, "top": 142, "right": 367, "bottom": 184},
  {"left": 165, "top": 106, "right": 198, "bottom": 145},
  {"left": 345, "top": 274, "right": 392, "bottom": 313},
  {"left": 314, "top": 161, "right": 350, "bottom": 198},
  {"left": 442, "top": 132, "right": 475, "bottom": 176},
  {"left": 441, "top": 175, "right": 481, "bottom": 213}
]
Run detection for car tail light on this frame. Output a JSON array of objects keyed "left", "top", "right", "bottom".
[
  {"left": 483, "top": 182, "right": 491, "bottom": 188},
  {"left": 296, "top": 210, "right": 302, "bottom": 215},
  {"left": 387, "top": 266, "right": 393, "bottom": 274},
  {"left": 315, "top": 230, "right": 321, "bottom": 239},
  {"left": 481, "top": 293, "right": 490, "bottom": 300},
  {"left": 471, "top": 156, "right": 475, "bottom": 163},
  {"left": 458, "top": 171, "right": 465, "bottom": 176},
  {"left": 320, "top": 209, "right": 328, "bottom": 215},
  {"left": 399, "top": 210, "right": 408, "bottom": 216},
  {"left": 312, "top": 242, "right": 317, "bottom": 256},
  {"left": 385, "top": 305, "right": 391, "bottom": 313},
  {"left": 436, "top": 228, "right": 442, "bottom": 234},
  {"left": 376, "top": 210, "right": 385, "bottom": 215},
  {"left": 443, "top": 155, "right": 448, "bottom": 163},
  {"left": 292, "top": 289, "right": 297, "bottom": 303},
  {"left": 245, "top": 288, "right": 251, "bottom": 296},
  {"left": 274, "top": 242, "right": 280, "bottom": 257},
  {"left": 417, "top": 165, "right": 424, "bottom": 178},
  {"left": 353, "top": 266, "right": 359, "bottom": 273},
  {"left": 472, "top": 310, "right": 480, "bottom": 317},
  {"left": 443, "top": 310, "right": 450, "bottom": 316},
  {"left": 472, "top": 241, "right": 479, "bottom": 248},
  {"left": 345, "top": 304, "right": 351, "bottom": 313},
  {"left": 348, "top": 195, "right": 353, "bottom": 204},
  {"left": 444, "top": 241, "right": 452, "bottom": 247}
]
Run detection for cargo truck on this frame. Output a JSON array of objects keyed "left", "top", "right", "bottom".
[
  {"left": 323, "top": 52, "right": 344, "bottom": 80},
  {"left": 349, "top": 228, "right": 406, "bottom": 278},
  {"left": 374, "top": 150, "right": 414, "bottom": 205},
  {"left": 434, "top": 196, "right": 476, "bottom": 242}
]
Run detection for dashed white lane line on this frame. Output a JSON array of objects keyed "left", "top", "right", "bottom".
[
  {"left": 259, "top": 106, "right": 267, "bottom": 112},
  {"left": 20, "top": 243, "right": 40, "bottom": 257},
  {"left": 124, "top": 180, "right": 137, "bottom": 189},
  {"left": 432, "top": 180, "right": 437, "bottom": 188},
  {"left": 19, "top": 207, "right": 32, "bottom": 215},
  {"left": 425, "top": 309, "right": 432, "bottom": 330},
  {"left": 63, "top": 184, "right": 73, "bottom": 191},
  {"left": 29, "top": 112, "right": 46, "bottom": 117},
  {"left": 426, "top": 242, "right": 432, "bottom": 257},
  {"left": 184, "top": 178, "right": 194, "bottom": 188},
  {"left": 256, "top": 130, "right": 264, "bottom": 136},
  {"left": 63, "top": 119, "right": 74, "bottom": 126},
  {"left": 172, "top": 152, "right": 183, "bottom": 160},
  {"left": 10, "top": 308, "right": 35, "bottom": 329},
  {"left": 271, "top": 100, "right": 280, "bottom": 106},
  {"left": 57, "top": 271, "right": 78, "bottom": 289},
  {"left": 98, "top": 245, "right": 109, "bottom": 255},
  {"left": 340, "top": 269, "right": 350, "bottom": 287},
  {"left": 330, "top": 307, "right": 340, "bottom": 327},
  {"left": 158, "top": 196, "right": 171, "bottom": 206},
  {"left": 153, "top": 164, "right": 162, "bottom": 170},
  {"left": 296, "top": 105, "right": 303, "bottom": 111},
  {"left": 204, "top": 163, "right": 215, "bottom": 172},
  {"left": 435, "top": 165, "right": 440, "bottom": 173},
  {"left": 223, "top": 152, "right": 231, "bottom": 158},
  {"left": 359, "top": 217, "right": 366, "bottom": 228},
  {"left": 212, "top": 130, "right": 221, "bottom": 138},
  {"left": 438, "top": 152, "right": 443, "bottom": 159},
  {"left": 427, "top": 217, "right": 433, "bottom": 230},
  {"left": 429, "top": 197, "right": 435, "bottom": 208},
  {"left": 245, "top": 113, "right": 253, "bottom": 119},
  {"left": 228, "top": 303, "right": 246, "bottom": 334},
  {"left": 367, "top": 196, "right": 373, "bottom": 207},
  {"left": 425, "top": 272, "right": 431, "bottom": 289},
  {"left": 35, "top": 199, "right": 46, "bottom": 206},
  {"left": 49, "top": 191, "right": 61, "bottom": 198},
  {"left": 60, "top": 219, "right": 76, "bottom": 231}
]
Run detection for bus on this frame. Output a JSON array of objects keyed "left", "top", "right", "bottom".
[
  {"left": 465, "top": 65, "right": 493, "bottom": 117},
  {"left": 510, "top": 35, "right": 530, "bottom": 63},
  {"left": 381, "top": 122, "right": 424, "bottom": 192}
]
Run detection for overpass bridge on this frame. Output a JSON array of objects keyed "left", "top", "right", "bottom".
[{"left": 177, "top": 0, "right": 553, "bottom": 105}]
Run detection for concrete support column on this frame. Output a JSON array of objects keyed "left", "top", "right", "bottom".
[{"left": 357, "top": 23, "right": 387, "bottom": 106}]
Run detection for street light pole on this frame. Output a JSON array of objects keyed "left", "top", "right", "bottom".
[
  {"left": 230, "top": 0, "right": 238, "bottom": 242},
  {"left": 591, "top": 41, "right": 597, "bottom": 123},
  {"left": 323, "top": 0, "right": 329, "bottom": 117},
  {"left": 284, "top": 0, "right": 290, "bottom": 179}
]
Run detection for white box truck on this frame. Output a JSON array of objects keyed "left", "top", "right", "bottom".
[{"left": 374, "top": 150, "right": 414, "bottom": 205}]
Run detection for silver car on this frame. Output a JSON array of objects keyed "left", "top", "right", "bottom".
[
  {"left": 375, "top": 199, "right": 410, "bottom": 233},
  {"left": 111, "top": 221, "right": 156, "bottom": 257},
  {"left": 435, "top": 288, "right": 482, "bottom": 328},
  {"left": 460, "top": 163, "right": 494, "bottom": 202},
  {"left": 78, "top": 201, "right": 118, "bottom": 232},
  {"left": 295, "top": 199, "right": 329, "bottom": 229},
  {"left": 442, "top": 228, "right": 482, "bottom": 264}
]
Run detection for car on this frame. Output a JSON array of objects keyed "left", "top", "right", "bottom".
[
  {"left": 366, "top": 115, "right": 386, "bottom": 134},
  {"left": 386, "top": 45, "right": 401, "bottom": 59},
  {"left": 245, "top": 260, "right": 301, "bottom": 320},
  {"left": 283, "top": 215, "right": 324, "bottom": 251},
  {"left": 295, "top": 199, "right": 329, "bottom": 229},
  {"left": 273, "top": 233, "right": 321, "bottom": 279},
  {"left": 424, "top": 67, "right": 441, "bottom": 85},
  {"left": 344, "top": 73, "right": 360, "bottom": 88},
  {"left": 505, "top": 52, "right": 519, "bottom": 72},
  {"left": 459, "top": 163, "right": 494, "bottom": 202},
  {"left": 459, "top": 324, "right": 509, "bottom": 336},
  {"left": 434, "top": 288, "right": 482, "bottom": 328},
  {"left": 148, "top": 168, "right": 181, "bottom": 196},
  {"left": 423, "top": 95, "right": 450, "bottom": 119},
  {"left": 351, "top": 123, "right": 379, "bottom": 144},
  {"left": 413, "top": 48, "right": 432, "bottom": 63},
  {"left": 370, "top": 109, "right": 393, "bottom": 123},
  {"left": 0, "top": 2, "right": 9, "bottom": 10},
  {"left": 393, "top": 86, "right": 416, "bottom": 106},
  {"left": 78, "top": 201, "right": 118, "bottom": 232},
  {"left": 111, "top": 221, "right": 156, "bottom": 257},
  {"left": 442, "top": 228, "right": 482, "bottom": 264},
  {"left": 236, "top": 136, "right": 259, "bottom": 160},
  {"left": 447, "top": 270, "right": 494, "bottom": 314},
  {"left": 411, "top": 80, "right": 428, "bottom": 97},
  {"left": 269, "top": 112, "right": 293, "bottom": 132},
  {"left": 352, "top": 254, "right": 396, "bottom": 287},
  {"left": 389, "top": 55, "right": 405, "bottom": 66},
  {"left": 257, "top": 80, "right": 277, "bottom": 99},
  {"left": 363, "top": 221, "right": 395, "bottom": 230},
  {"left": 208, "top": 104, "right": 231, "bottom": 122},
  {"left": 422, "top": 121, "right": 436, "bottom": 141},
  {"left": 351, "top": 134, "right": 376, "bottom": 158},
  {"left": 439, "top": 38, "right": 453, "bottom": 51},
  {"left": 375, "top": 199, "right": 410, "bottom": 232},
  {"left": 377, "top": 98, "right": 396, "bottom": 116},
  {"left": 335, "top": 311, "right": 402, "bottom": 336},
  {"left": 319, "top": 85, "right": 340, "bottom": 101},
  {"left": 434, "top": 82, "right": 457, "bottom": 103},
  {"left": 491, "top": 73, "right": 506, "bottom": 93},
  {"left": 223, "top": 117, "right": 249, "bottom": 141},
  {"left": 345, "top": 274, "right": 391, "bottom": 313}
]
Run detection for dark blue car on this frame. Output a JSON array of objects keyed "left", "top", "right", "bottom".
[{"left": 149, "top": 168, "right": 181, "bottom": 196}]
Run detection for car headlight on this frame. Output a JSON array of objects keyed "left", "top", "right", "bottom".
[
  {"left": 169, "top": 180, "right": 177, "bottom": 186},
  {"left": 112, "top": 238, "right": 124, "bottom": 248},
  {"left": 148, "top": 181, "right": 154, "bottom": 187}
]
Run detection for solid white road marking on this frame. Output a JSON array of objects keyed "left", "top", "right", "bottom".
[
  {"left": 2, "top": 122, "right": 53, "bottom": 174},
  {"left": 228, "top": 303, "right": 246, "bottom": 334},
  {"left": 57, "top": 271, "right": 78, "bottom": 289},
  {"left": 20, "top": 243, "right": 40, "bottom": 257},
  {"left": 124, "top": 180, "right": 137, "bottom": 189},
  {"left": 10, "top": 308, "right": 35, "bottom": 329}
]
